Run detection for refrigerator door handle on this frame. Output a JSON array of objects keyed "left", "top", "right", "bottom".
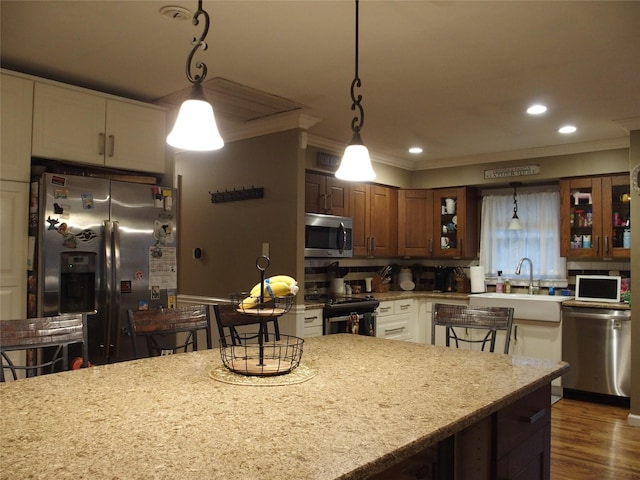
[
  {"left": 104, "top": 220, "right": 114, "bottom": 361},
  {"left": 112, "top": 220, "right": 122, "bottom": 360}
]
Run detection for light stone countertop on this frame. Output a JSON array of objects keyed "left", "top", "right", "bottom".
[{"left": 0, "top": 335, "right": 567, "bottom": 480}]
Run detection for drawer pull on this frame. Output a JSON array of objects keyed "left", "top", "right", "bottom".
[
  {"left": 385, "top": 327, "right": 405, "bottom": 335},
  {"left": 304, "top": 316, "right": 318, "bottom": 323},
  {"left": 379, "top": 306, "right": 392, "bottom": 313},
  {"left": 399, "top": 304, "right": 411, "bottom": 310},
  {"left": 526, "top": 408, "right": 546, "bottom": 424}
]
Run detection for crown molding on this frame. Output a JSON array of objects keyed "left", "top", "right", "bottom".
[
  {"left": 412, "top": 137, "right": 630, "bottom": 171},
  {"left": 220, "top": 110, "right": 322, "bottom": 144},
  {"left": 615, "top": 117, "right": 640, "bottom": 133}
]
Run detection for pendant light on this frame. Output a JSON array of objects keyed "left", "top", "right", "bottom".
[
  {"left": 167, "top": 0, "right": 224, "bottom": 151},
  {"left": 335, "top": 0, "right": 376, "bottom": 182},
  {"left": 508, "top": 182, "right": 522, "bottom": 230}
]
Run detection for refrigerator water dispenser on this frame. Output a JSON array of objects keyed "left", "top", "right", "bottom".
[{"left": 60, "top": 252, "right": 96, "bottom": 313}]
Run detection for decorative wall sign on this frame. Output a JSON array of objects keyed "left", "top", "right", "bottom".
[{"left": 484, "top": 165, "right": 541, "bottom": 179}]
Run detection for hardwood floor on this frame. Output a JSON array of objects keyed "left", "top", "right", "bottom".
[{"left": 551, "top": 398, "right": 640, "bottom": 479}]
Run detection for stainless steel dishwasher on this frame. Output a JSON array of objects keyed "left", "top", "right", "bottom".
[{"left": 562, "top": 306, "right": 631, "bottom": 398}]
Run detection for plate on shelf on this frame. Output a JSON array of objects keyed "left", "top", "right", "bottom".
[{"left": 400, "top": 280, "right": 415, "bottom": 291}]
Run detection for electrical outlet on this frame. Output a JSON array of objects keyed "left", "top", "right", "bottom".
[{"left": 161, "top": 350, "right": 173, "bottom": 356}]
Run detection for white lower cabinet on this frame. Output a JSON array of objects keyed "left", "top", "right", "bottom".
[
  {"left": 303, "top": 308, "right": 323, "bottom": 338},
  {"left": 0, "top": 180, "right": 29, "bottom": 320},
  {"left": 376, "top": 299, "right": 416, "bottom": 342},
  {"left": 510, "top": 319, "right": 563, "bottom": 390}
]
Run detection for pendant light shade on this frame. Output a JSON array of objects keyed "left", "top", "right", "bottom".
[
  {"left": 166, "top": 1, "right": 224, "bottom": 151},
  {"left": 167, "top": 85, "right": 224, "bottom": 151},
  {"left": 507, "top": 182, "right": 522, "bottom": 230},
  {"left": 335, "top": 0, "right": 376, "bottom": 182},
  {"left": 336, "top": 132, "right": 376, "bottom": 181},
  {"left": 508, "top": 213, "right": 522, "bottom": 230}
]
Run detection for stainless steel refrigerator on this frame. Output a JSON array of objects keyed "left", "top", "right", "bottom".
[{"left": 33, "top": 173, "right": 178, "bottom": 364}]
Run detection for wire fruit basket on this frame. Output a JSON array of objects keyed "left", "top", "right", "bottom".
[
  {"left": 221, "top": 255, "right": 302, "bottom": 376},
  {"left": 219, "top": 333, "right": 304, "bottom": 376}
]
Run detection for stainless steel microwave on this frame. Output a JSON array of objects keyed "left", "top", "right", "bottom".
[{"left": 304, "top": 213, "right": 353, "bottom": 258}]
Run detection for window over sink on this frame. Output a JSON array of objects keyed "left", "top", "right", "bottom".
[{"left": 479, "top": 190, "right": 566, "bottom": 279}]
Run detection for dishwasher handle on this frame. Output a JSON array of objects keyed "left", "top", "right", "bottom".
[{"left": 563, "top": 308, "right": 630, "bottom": 320}]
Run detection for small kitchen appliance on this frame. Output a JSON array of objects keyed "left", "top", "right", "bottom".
[
  {"left": 304, "top": 213, "right": 353, "bottom": 258},
  {"left": 575, "top": 275, "right": 621, "bottom": 303}
]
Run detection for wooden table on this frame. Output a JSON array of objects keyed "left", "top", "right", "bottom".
[{"left": 0, "top": 335, "right": 567, "bottom": 479}]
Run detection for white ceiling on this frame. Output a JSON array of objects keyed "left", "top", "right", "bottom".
[{"left": 1, "top": 0, "right": 639, "bottom": 171}]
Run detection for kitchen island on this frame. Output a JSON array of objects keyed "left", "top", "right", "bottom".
[{"left": 0, "top": 335, "right": 567, "bottom": 479}]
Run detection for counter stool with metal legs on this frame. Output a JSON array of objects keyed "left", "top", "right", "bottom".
[
  {"left": 0, "top": 313, "right": 89, "bottom": 382},
  {"left": 431, "top": 303, "right": 514, "bottom": 354},
  {"left": 213, "top": 303, "right": 280, "bottom": 347},
  {"left": 127, "top": 304, "right": 212, "bottom": 358}
]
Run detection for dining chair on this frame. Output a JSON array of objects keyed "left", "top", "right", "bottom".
[
  {"left": 0, "top": 313, "right": 88, "bottom": 382},
  {"left": 127, "top": 305, "right": 212, "bottom": 358},
  {"left": 213, "top": 303, "right": 280, "bottom": 347},
  {"left": 431, "top": 303, "right": 514, "bottom": 354}
]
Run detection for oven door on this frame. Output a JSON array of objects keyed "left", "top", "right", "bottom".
[{"left": 324, "top": 312, "right": 377, "bottom": 336}]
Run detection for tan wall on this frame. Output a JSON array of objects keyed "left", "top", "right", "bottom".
[
  {"left": 176, "top": 129, "right": 305, "bottom": 300},
  {"left": 305, "top": 144, "right": 630, "bottom": 190},
  {"left": 410, "top": 149, "right": 630, "bottom": 188}
]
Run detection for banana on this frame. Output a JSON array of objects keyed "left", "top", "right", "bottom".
[
  {"left": 248, "top": 275, "right": 298, "bottom": 298},
  {"left": 242, "top": 275, "right": 299, "bottom": 309}
]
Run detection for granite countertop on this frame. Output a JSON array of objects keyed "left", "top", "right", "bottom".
[
  {"left": 560, "top": 299, "right": 630, "bottom": 310},
  {"left": 305, "top": 291, "right": 469, "bottom": 309},
  {"left": 306, "top": 291, "right": 630, "bottom": 311},
  {"left": 0, "top": 335, "right": 567, "bottom": 480}
]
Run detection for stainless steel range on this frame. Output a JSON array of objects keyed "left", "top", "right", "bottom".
[{"left": 323, "top": 296, "right": 380, "bottom": 336}]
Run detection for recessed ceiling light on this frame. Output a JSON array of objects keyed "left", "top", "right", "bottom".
[
  {"left": 159, "top": 5, "right": 193, "bottom": 21},
  {"left": 527, "top": 104, "right": 547, "bottom": 115},
  {"left": 408, "top": 147, "right": 423, "bottom": 154},
  {"left": 558, "top": 125, "right": 577, "bottom": 134}
]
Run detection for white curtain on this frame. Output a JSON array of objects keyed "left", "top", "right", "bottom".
[{"left": 479, "top": 191, "right": 566, "bottom": 278}]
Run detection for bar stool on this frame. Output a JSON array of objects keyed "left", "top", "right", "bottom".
[
  {"left": 213, "top": 303, "right": 280, "bottom": 347},
  {"left": 431, "top": 303, "right": 514, "bottom": 354},
  {"left": 0, "top": 313, "right": 88, "bottom": 382},
  {"left": 127, "top": 305, "right": 212, "bottom": 358}
]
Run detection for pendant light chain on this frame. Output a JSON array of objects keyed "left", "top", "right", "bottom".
[
  {"left": 349, "top": 0, "right": 364, "bottom": 135},
  {"left": 186, "top": 0, "right": 210, "bottom": 85}
]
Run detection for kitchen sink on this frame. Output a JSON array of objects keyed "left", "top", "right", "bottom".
[{"left": 468, "top": 292, "right": 573, "bottom": 322}]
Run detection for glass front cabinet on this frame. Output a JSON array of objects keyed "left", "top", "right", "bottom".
[
  {"left": 432, "top": 187, "right": 478, "bottom": 258},
  {"left": 560, "top": 174, "right": 631, "bottom": 258}
]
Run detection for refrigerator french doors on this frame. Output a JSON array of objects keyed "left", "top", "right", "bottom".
[{"left": 35, "top": 173, "right": 178, "bottom": 363}]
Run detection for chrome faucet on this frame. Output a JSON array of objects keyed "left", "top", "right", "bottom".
[{"left": 515, "top": 257, "right": 537, "bottom": 294}]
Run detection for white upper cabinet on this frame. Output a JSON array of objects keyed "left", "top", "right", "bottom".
[
  {"left": 0, "top": 73, "right": 34, "bottom": 182},
  {"left": 32, "top": 82, "right": 166, "bottom": 173}
]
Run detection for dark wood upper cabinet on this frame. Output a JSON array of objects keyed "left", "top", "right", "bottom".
[{"left": 305, "top": 171, "right": 348, "bottom": 217}]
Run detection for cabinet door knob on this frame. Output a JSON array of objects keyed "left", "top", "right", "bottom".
[{"left": 98, "top": 132, "right": 105, "bottom": 155}]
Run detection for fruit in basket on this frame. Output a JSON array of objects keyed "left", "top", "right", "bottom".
[{"left": 241, "top": 275, "right": 299, "bottom": 308}]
